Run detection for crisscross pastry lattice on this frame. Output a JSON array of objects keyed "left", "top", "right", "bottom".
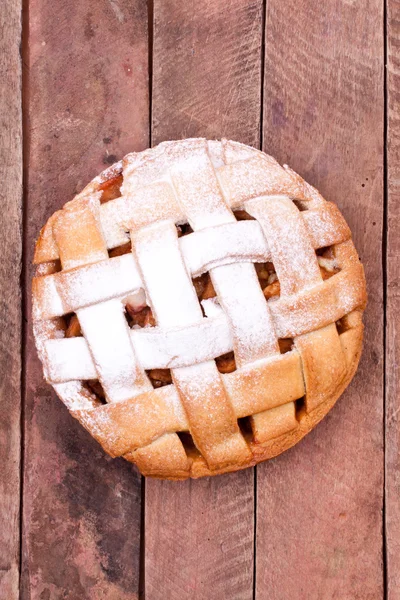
[{"left": 32, "top": 139, "right": 366, "bottom": 479}]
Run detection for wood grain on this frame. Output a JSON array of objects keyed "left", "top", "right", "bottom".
[
  {"left": 386, "top": 1, "right": 400, "bottom": 598},
  {"left": 146, "top": 1, "right": 263, "bottom": 598},
  {"left": 256, "top": 1, "right": 384, "bottom": 598},
  {"left": 0, "top": 0, "right": 22, "bottom": 598},
  {"left": 22, "top": 1, "right": 148, "bottom": 598},
  {"left": 145, "top": 475, "right": 254, "bottom": 600},
  {"left": 152, "top": 0, "right": 263, "bottom": 148}
]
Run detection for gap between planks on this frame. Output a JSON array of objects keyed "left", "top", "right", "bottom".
[{"left": 383, "top": 0, "right": 388, "bottom": 597}]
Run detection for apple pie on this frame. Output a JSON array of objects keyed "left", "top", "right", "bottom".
[{"left": 32, "top": 139, "right": 366, "bottom": 479}]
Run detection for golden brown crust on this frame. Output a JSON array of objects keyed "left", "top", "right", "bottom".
[
  {"left": 32, "top": 139, "right": 366, "bottom": 479},
  {"left": 69, "top": 317, "right": 363, "bottom": 480}
]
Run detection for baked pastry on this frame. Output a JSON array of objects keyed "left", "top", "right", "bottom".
[{"left": 32, "top": 138, "right": 366, "bottom": 479}]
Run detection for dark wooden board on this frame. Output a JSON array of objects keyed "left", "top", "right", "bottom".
[
  {"left": 256, "top": 1, "right": 384, "bottom": 598},
  {"left": 386, "top": 1, "right": 400, "bottom": 597},
  {"left": 145, "top": 1, "right": 264, "bottom": 598},
  {"left": 0, "top": 0, "right": 22, "bottom": 598},
  {"left": 22, "top": 1, "right": 149, "bottom": 597}
]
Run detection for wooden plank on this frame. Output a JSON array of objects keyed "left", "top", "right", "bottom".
[
  {"left": 386, "top": 1, "right": 400, "bottom": 598},
  {"left": 145, "top": 476, "right": 254, "bottom": 599},
  {"left": 256, "top": 2, "right": 384, "bottom": 598},
  {"left": 22, "top": 1, "right": 149, "bottom": 598},
  {"left": 0, "top": 0, "right": 23, "bottom": 598},
  {"left": 152, "top": 0, "right": 263, "bottom": 147},
  {"left": 146, "top": 2, "right": 263, "bottom": 598}
]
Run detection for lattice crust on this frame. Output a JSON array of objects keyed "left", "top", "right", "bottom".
[{"left": 32, "top": 139, "right": 366, "bottom": 480}]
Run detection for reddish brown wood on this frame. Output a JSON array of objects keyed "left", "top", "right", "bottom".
[
  {"left": 0, "top": 1, "right": 22, "bottom": 598},
  {"left": 152, "top": 0, "right": 263, "bottom": 148},
  {"left": 145, "top": 2, "right": 263, "bottom": 598},
  {"left": 256, "top": 1, "right": 384, "bottom": 598},
  {"left": 22, "top": 1, "right": 148, "bottom": 597},
  {"left": 386, "top": 1, "right": 400, "bottom": 598},
  {"left": 145, "top": 475, "right": 254, "bottom": 599}
]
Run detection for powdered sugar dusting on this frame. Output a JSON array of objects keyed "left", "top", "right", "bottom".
[
  {"left": 181, "top": 220, "right": 270, "bottom": 276},
  {"left": 269, "top": 266, "right": 364, "bottom": 338},
  {"left": 246, "top": 195, "right": 322, "bottom": 296},
  {"left": 131, "top": 214, "right": 250, "bottom": 463},
  {"left": 133, "top": 310, "right": 232, "bottom": 369},
  {"left": 33, "top": 202, "right": 351, "bottom": 320},
  {"left": 170, "top": 143, "right": 280, "bottom": 367},
  {"left": 170, "top": 148, "right": 235, "bottom": 230},
  {"left": 45, "top": 310, "right": 233, "bottom": 382},
  {"left": 78, "top": 299, "right": 152, "bottom": 402},
  {"left": 133, "top": 220, "right": 203, "bottom": 327},
  {"left": 31, "top": 138, "right": 365, "bottom": 451},
  {"left": 216, "top": 154, "right": 303, "bottom": 207},
  {"left": 172, "top": 360, "right": 251, "bottom": 467},
  {"left": 45, "top": 336, "right": 96, "bottom": 382},
  {"left": 211, "top": 263, "right": 280, "bottom": 367},
  {"left": 54, "top": 381, "right": 98, "bottom": 411}
]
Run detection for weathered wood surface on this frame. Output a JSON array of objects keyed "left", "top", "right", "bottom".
[
  {"left": 386, "top": 1, "right": 400, "bottom": 598},
  {"left": 145, "top": 1, "right": 263, "bottom": 599},
  {"left": 22, "top": 1, "right": 148, "bottom": 598},
  {"left": 152, "top": 0, "right": 263, "bottom": 148},
  {"left": 0, "top": 1, "right": 22, "bottom": 598},
  {"left": 0, "top": 0, "right": 389, "bottom": 596},
  {"left": 256, "top": 1, "right": 384, "bottom": 598}
]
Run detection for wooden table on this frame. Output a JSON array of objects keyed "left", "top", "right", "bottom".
[{"left": 1, "top": 0, "right": 396, "bottom": 598}]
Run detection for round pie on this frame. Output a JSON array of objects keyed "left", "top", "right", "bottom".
[{"left": 32, "top": 138, "right": 366, "bottom": 480}]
